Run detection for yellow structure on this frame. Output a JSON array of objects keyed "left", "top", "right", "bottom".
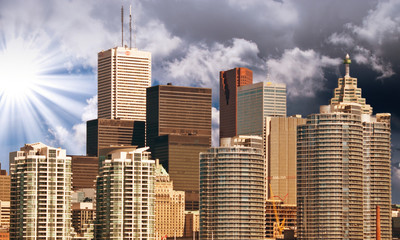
[{"left": 155, "top": 160, "right": 185, "bottom": 238}]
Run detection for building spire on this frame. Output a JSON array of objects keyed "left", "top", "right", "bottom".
[{"left": 344, "top": 53, "right": 351, "bottom": 77}]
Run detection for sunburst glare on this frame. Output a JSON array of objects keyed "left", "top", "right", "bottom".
[{"left": 0, "top": 31, "right": 96, "bottom": 167}]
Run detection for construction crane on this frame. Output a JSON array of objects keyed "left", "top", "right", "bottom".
[{"left": 269, "top": 184, "right": 286, "bottom": 239}]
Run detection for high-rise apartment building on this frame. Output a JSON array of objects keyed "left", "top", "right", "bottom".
[
  {"left": 9, "top": 143, "right": 73, "bottom": 239},
  {"left": 297, "top": 55, "right": 391, "bottom": 240},
  {"left": 95, "top": 146, "right": 155, "bottom": 239},
  {"left": 146, "top": 84, "right": 212, "bottom": 211},
  {"left": 220, "top": 67, "right": 253, "bottom": 139},
  {"left": 98, "top": 47, "right": 151, "bottom": 121},
  {"left": 0, "top": 165, "right": 9, "bottom": 202},
  {"left": 200, "top": 136, "right": 265, "bottom": 240},
  {"left": 86, "top": 118, "right": 145, "bottom": 156},
  {"left": 70, "top": 156, "right": 98, "bottom": 190},
  {"left": 0, "top": 201, "right": 10, "bottom": 240},
  {"left": 237, "top": 82, "right": 286, "bottom": 135},
  {"left": 154, "top": 160, "right": 185, "bottom": 238}
]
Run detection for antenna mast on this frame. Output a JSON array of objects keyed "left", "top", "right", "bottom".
[
  {"left": 133, "top": 3, "right": 137, "bottom": 48},
  {"left": 129, "top": 5, "right": 132, "bottom": 48},
  {"left": 121, "top": 5, "right": 124, "bottom": 47}
]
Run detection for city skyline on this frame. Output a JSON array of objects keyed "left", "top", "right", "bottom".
[{"left": 1, "top": 0, "right": 400, "bottom": 203}]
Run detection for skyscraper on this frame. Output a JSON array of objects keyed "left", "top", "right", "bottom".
[
  {"left": 220, "top": 67, "right": 253, "bottom": 139},
  {"left": 237, "top": 81, "right": 286, "bottom": 135},
  {"left": 97, "top": 47, "right": 151, "bottom": 121},
  {"left": 154, "top": 160, "right": 185, "bottom": 238},
  {"left": 70, "top": 156, "right": 98, "bottom": 190},
  {"left": 0, "top": 164, "right": 9, "bottom": 202},
  {"left": 86, "top": 118, "right": 145, "bottom": 156},
  {"left": 146, "top": 84, "right": 212, "bottom": 210},
  {"left": 95, "top": 146, "right": 155, "bottom": 239},
  {"left": 297, "top": 55, "right": 391, "bottom": 239},
  {"left": 9, "top": 143, "right": 73, "bottom": 239},
  {"left": 200, "top": 136, "right": 265, "bottom": 240}
]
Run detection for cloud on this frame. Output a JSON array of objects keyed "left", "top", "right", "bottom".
[
  {"left": 266, "top": 48, "right": 341, "bottom": 97},
  {"left": 212, "top": 107, "right": 220, "bottom": 147},
  {"left": 49, "top": 95, "right": 97, "bottom": 155},
  {"left": 327, "top": 32, "right": 355, "bottom": 47},
  {"left": 158, "top": 38, "right": 265, "bottom": 102},
  {"left": 353, "top": 46, "right": 394, "bottom": 79},
  {"left": 349, "top": 0, "right": 400, "bottom": 45}
]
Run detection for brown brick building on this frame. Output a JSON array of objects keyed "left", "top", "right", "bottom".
[{"left": 219, "top": 67, "right": 253, "bottom": 139}]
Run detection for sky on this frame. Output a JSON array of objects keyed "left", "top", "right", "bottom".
[{"left": 1, "top": 0, "right": 400, "bottom": 201}]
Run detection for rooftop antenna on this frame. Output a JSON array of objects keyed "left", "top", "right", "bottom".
[
  {"left": 133, "top": 2, "right": 137, "bottom": 48},
  {"left": 121, "top": 5, "right": 124, "bottom": 47},
  {"left": 129, "top": 5, "right": 132, "bottom": 48}
]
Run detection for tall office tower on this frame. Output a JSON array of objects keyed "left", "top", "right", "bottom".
[
  {"left": 146, "top": 84, "right": 212, "bottom": 211},
  {"left": 72, "top": 202, "right": 95, "bottom": 239},
  {"left": 220, "top": 67, "right": 253, "bottom": 139},
  {"left": 297, "top": 55, "right": 391, "bottom": 240},
  {"left": 95, "top": 146, "right": 155, "bottom": 240},
  {"left": 97, "top": 47, "right": 151, "bottom": 121},
  {"left": 9, "top": 143, "right": 73, "bottom": 239},
  {"left": 154, "top": 160, "right": 185, "bottom": 238},
  {"left": 0, "top": 165, "right": 10, "bottom": 202},
  {"left": 264, "top": 116, "right": 306, "bottom": 205},
  {"left": 237, "top": 82, "right": 286, "bottom": 135},
  {"left": 87, "top": 118, "right": 145, "bottom": 156},
  {"left": 200, "top": 136, "right": 265, "bottom": 240},
  {"left": 70, "top": 156, "right": 98, "bottom": 190}
]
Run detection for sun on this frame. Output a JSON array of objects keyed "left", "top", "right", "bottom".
[{"left": 0, "top": 37, "right": 40, "bottom": 99}]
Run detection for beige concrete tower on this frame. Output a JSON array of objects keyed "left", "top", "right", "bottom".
[
  {"left": 9, "top": 143, "right": 73, "bottom": 239},
  {"left": 98, "top": 47, "right": 151, "bottom": 121},
  {"left": 297, "top": 55, "right": 391, "bottom": 240},
  {"left": 154, "top": 161, "right": 185, "bottom": 238}
]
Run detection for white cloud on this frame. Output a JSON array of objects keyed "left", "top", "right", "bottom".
[
  {"left": 159, "top": 38, "right": 264, "bottom": 102},
  {"left": 353, "top": 46, "right": 394, "bottom": 79},
  {"left": 349, "top": 0, "right": 400, "bottom": 45},
  {"left": 327, "top": 32, "right": 354, "bottom": 47},
  {"left": 212, "top": 107, "right": 220, "bottom": 147},
  {"left": 266, "top": 48, "right": 341, "bottom": 97},
  {"left": 49, "top": 95, "right": 97, "bottom": 155}
]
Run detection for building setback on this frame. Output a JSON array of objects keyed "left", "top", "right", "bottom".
[
  {"left": 200, "top": 136, "right": 265, "bottom": 240},
  {"left": 146, "top": 84, "right": 212, "bottom": 211},
  {"left": 297, "top": 55, "right": 391, "bottom": 240},
  {"left": 9, "top": 143, "right": 73, "bottom": 239},
  {"left": 86, "top": 118, "right": 145, "bottom": 156},
  {"left": 95, "top": 146, "right": 155, "bottom": 240},
  {"left": 97, "top": 47, "right": 151, "bottom": 121},
  {"left": 154, "top": 160, "right": 185, "bottom": 238},
  {"left": 220, "top": 67, "right": 253, "bottom": 139}
]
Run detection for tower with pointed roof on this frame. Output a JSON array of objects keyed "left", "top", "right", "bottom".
[{"left": 297, "top": 54, "right": 391, "bottom": 239}]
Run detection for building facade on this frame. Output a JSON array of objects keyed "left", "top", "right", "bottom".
[
  {"left": 86, "top": 118, "right": 145, "bottom": 156},
  {"left": 95, "top": 146, "right": 155, "bottom": 239},
  {"left": 200, "top": 136, "right": 265, "bottom": 240},
  {"left": 220, "top": 67, "right": 253, "bottom": 139},
  {"left": 146, "top": 84, "right": 212, "bottom": 211},
  {"left": 72, "top": 202, "right": 95, "bottom": 239},
  {"left": 70, "top": 156, "right": 98, "bottom": 190},
  {"left": 9, "top": 143, "right": 73, "bottom": 239},
  {"left": 154, "top": 161, "right": 185, "bottom": 238},
  {"left": 97, "top": 47, "right": 151, "bottom": 121},
  {"left": 0, "top": 165, "right": 10, "bottom": 202},
  {"left": 0, "top": 201, "right": 9, "bottom": 240},
  {"left": 237, "top": 82, "right": 286, "bottom": 135},
  {"left": 297, "top": 55, "right": 391, "bottom": 240}
]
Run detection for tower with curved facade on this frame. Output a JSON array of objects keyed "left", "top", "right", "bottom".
[{"left": 297, "top": 54, "right": 391, "bottom": 239}]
